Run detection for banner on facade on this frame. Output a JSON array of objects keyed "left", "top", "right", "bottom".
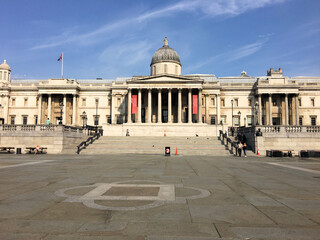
[
  {"left": 132, "top": 95, "right": 137, "bottom": 114},
  {"left": 193, "top": 95, "right": 198, "bottom": 114}
]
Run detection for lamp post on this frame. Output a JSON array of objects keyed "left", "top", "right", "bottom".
[
  {"left": 82, "top": 111, "right": 87, "bottom": 128},
  {"left": 59, "top": 102, "right": 64, "bottom": 125},
  {"left": 238, "top": 111, "right": 241, "bottom": 127},
  {"left": 231, "top": 99, "right": 234, "bottom": 128},
  {"left": 255, "top": 102, "right": 259, "bottom": 125},
  {"left": 95, "top": 99, "right": 98, "bottom": 132}
]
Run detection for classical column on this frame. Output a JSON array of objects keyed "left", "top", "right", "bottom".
[
  {"left": 217, "top": 94, "right": 221, "bottom": 124},
  {"left": 127, "top": 89, "right": 132, "bottom": 123},
  {"left": 178, "top": 89, "right": 182, "bottom": 124},
  {"left": 268, "top": 94, "right": 272, "bottom": 125},
  {"left": 205, "top": 94, "right": 209, "bottom": 124},
  {"left": 168, "top": 89, "right": 172, "bottom": 123},
  {"left": 198, "top": 89, "right": 202, "bottom": 123},
  {"left": 295, "top": 94, "right": 299, "bottom": 125},
  {"left": 285, "top": 94, "right": 289, "bottom": 126},
  {"left": 4, "top": 95, "right": 9, "bottom": 124},
  {"left": 158, "top": 89, "right": 162, "bottom": 123},
  {"left": 148, "top": 89, "right": 152, "bottom": 123},
  {"left": 48, "top": 94, "right": 52, "bottom": 122},
  {"left": 137, "top": 89, "right": 141, "bottom": 123},
  {"left": 38, "top": 94, "right": 42, "bottom": 124},
  {"left": 188, "top": 89, "right": 192, "bottom": 123},
  {"left": 111, "top": 93, "right": 116, "bottom": 124},
  {"left": 63, "top": 94, "right": 67, "bottom": 125},
  {"left": 72, "top": 94, "right": 77, "bottom": 126},
  {"left": 258, "top": 94, "right": 262, "bottom": 125}
]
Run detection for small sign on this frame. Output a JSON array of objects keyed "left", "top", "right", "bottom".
[{"left": 165, "top": 147, "right": 170, "bottom": 156}]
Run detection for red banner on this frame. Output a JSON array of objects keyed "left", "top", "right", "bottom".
[
  {"left": 193, "top": 95, "right": 198, "bottom": 114},
  {"left": 132, "top": 95, "right": 137, "bottom": 114}
]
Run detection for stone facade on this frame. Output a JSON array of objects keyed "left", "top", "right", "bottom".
[{"left": 0, "top": 38, "right": 319, "bottom": 136}]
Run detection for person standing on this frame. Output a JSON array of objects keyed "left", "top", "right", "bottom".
[
  {"left": 238, "top": 142, "right": 243, "bottom": 157},
  {"left": 46, "top": 118, "right": 50, "bottom": 125},
  {"left": 243, "top": 142, "right": 247, "bottom": 157}
]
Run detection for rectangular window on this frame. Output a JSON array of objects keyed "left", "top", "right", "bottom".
[
  {"left": 299, "top": 116, "right": 303, "bottom": 126},
  {"left": 211, "top": 98, "right": 215, "bottom": 106},
  {"left": 234, "top": 116, "right": 239, "bottom": 126},
  {"left": 234, "top": 99, "right": 238, "bottom": 107},
  {"left": 247, "top": 116, "right": 253, "bottom": 126},
  {"left": 311, "top": 117, "right": 316, "bottom": 126},
  {"left": 24, "top": 98, "right": 28, "bottom": 107},
  {"left": 12, "top": 98, "right": 16, "bottom": 106},
  {"left": 117, "top": 115, "right": 122, "bottom": 124},
  {"left": 221, "top": 98, "right": 225, "bottom": 107},
  {"left": 23, "top": 116, "right": 28, "bottom": 125},
  {"left": 81, "top": 98, "right": 86, "bottom": 107},
  {"left": 10, "top": 116, "right": 15, "bottom": 125},
  {"left": 298, "top": 98, "right": 301, "bottom": 107},
  {"left": 107, "top": 116, "right": 111, "bottom": 124},
  {"left": 311, "top": 98, "right": 315, "bottom": 107},
  {"left": 221, "top": 115, "right": 226, "bottom": 124},
  {"left": 94, "top": 116, "right": 99, "bottom": 126},
  {"left": 210, "top": 116, "right": 216, "bottom": 125}
]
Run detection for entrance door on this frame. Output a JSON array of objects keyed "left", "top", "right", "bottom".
[
  {"left": 185, "top": 108, "right": 188, "bottom": 123},
  {"left": 162, "top": 109, "right": 168, "bottom": 123},
  {"left": 142, "top": 108, "right": 145, "bottom": 123},
  {"left": 272, "top": 117, "right": 281, "bottom": 125},
  {"left": 0, "top": 118, "right": 4, "bottom": 125}
]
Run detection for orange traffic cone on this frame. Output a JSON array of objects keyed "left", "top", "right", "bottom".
[
  {"left": 175, "top": 147, "right": 178, "bottom": 155},
  {"left": 257, "top": 149, "right": 260, "bottom": 155},
  {"left": 164, "top": 130, "right": 166, "bottom": 137}
]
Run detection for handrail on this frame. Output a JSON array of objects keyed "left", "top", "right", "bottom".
[{"left": 77, "top": 129, "right": 103, "bottom": 154}]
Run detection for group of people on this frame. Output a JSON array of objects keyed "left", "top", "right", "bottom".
[{"left": 234, "top": 133, "right": 247, "bottom": 157}]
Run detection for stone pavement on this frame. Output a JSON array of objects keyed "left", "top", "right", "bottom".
[{"left": 0, "top": 153, "right": 320, "bottom": 239}]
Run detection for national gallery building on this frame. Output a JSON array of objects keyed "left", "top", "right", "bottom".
[{"left": 0, "top": 38, "right": 319, "bottom": 136}]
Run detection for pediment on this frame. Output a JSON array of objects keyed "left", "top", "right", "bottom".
[{"left": 129, "top": 74, "right": 203, "bottom": 83}]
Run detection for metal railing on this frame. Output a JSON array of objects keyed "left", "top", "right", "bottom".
[{"left": 77, "top": 129, "right": 103, "bottom": 154}]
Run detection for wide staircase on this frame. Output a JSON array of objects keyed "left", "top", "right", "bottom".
[{"left": 78, "top": 136, "right": 229, "bottom": 156}]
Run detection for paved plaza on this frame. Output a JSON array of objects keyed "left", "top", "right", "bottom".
[{"left": 0, "top": 152, "right": 320, "bottom": 240}]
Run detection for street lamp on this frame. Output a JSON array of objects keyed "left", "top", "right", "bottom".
[
  {"left": 95, "top": 99, "right": 99, "bottom": 132},
  {"left": 59, "top": 102, "right": 64, "bottom": 125},
  {"left": 238, "top": 111, "right": 241, "bottom": 126},
  {"left": 231, "top": 99, "right": 234, "bottom": 128},
  {"left": 82, "top": 111, "right": 87, "bottom": 128},
  {"left": 254, "top": 102, "right": 259, "bottom": 125}
]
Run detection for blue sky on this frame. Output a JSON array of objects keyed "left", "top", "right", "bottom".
[{"left": 1, "top": 0, "right": 319, "bottom": 79}]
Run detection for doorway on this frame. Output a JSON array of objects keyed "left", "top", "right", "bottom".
[
  {"left": 162, "top": 109, "right": 168, "bottom": 123},
  {"left": 272, "top": 117, "right": 281, "bottom": 125}
]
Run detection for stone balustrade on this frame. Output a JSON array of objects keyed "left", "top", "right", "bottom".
[{"left": 0, "top": 124, "right": 83, "bottom": 134}]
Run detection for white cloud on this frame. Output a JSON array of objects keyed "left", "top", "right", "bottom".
[{"left": 31, "top": 0, "right": 287, "bottom": 50}]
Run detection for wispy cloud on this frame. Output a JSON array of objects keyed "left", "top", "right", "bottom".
[
  {"left": 31, "top": 0, "right": 287, "bottom": 50},
  {"left": 185, "top": 38, "right": 269, "bottom": 72}
]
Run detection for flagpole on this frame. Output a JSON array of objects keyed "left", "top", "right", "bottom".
[{"left": 61, "top": 52, "right": 64, "bottom": 79}]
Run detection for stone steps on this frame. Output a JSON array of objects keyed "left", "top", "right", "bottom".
[{"left": 77, "top": 136, "right": 229, "bottom": 156}]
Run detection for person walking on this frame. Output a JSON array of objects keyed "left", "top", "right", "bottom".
[
  {"left": 243, "top": 142, "right": 247, "bottom": 157},
  {"left": 238, "top": 142, "right": 243, "bottom": 157}
]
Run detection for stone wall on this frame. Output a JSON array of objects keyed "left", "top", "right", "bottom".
[
  {"left": 102, "top": 123, "right": 225, "bottom": 137},
  {"left": 0, "top": 125, "right": 85, "bottom": 154},
  {"left": 240, "top": 126, "right": 320, "bottom": 156}
]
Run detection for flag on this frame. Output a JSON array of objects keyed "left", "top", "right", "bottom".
[
  {"left": 57, "top": 53, "right": 63, "bottom": 61},
  {"left": 193, "top": 95, "right": 198, "bottom": 114},
  {"left": 132, "top": 95, "right": 137, "bottom": 114}
]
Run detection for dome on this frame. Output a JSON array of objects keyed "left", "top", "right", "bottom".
[
  {"left": 151, "top": 37, "right": 181, "bottom": 66},
  {"left": 0, "top": 60, "right": 10, "bottom": 70}
]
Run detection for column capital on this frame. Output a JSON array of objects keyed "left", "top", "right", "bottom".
[
  {"left": 157, "top": 88, "right": 162, "bottom": 92},
  {"left": 168, "top": 88, "right": 172, "bottom": 92}
]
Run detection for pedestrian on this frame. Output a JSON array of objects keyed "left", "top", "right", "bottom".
[
  {"left": 243, "top": 142, "right": 247, "bottom": 157},
  {"left": 46, "top": 118, "right": 50, "bottom": 125},
  {"left": 238, "top": 142, "right": 243, "bottom": 157},
  {"left": 35, "top": 145, "right": 40, "bottom": 155},
  {"left": 126, "top": 129, "right": 130, "bottom": 136}
]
